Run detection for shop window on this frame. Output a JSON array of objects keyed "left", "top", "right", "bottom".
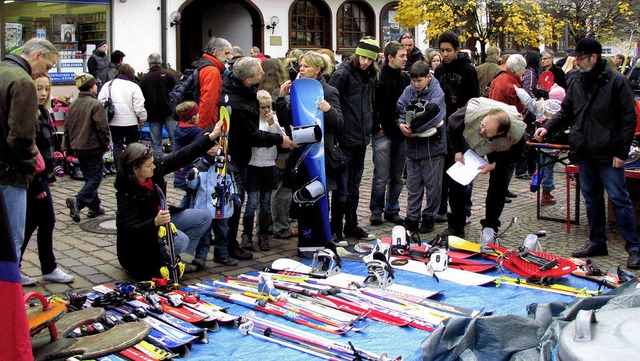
[
  {"left": 2, "top": 1, "right": 108, "bottom": 84},
  {"left": 336, "top": 0, "right": 374, "bottom": 53},
  {"left": 289, "top": 0, "right": 331, "bottom": 50},
  {"left": 380, "top": 2, "right": 411, "bottom": 46}
]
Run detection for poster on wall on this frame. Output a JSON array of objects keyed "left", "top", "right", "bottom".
[
  {"left": 5, "top": 23, "right": 23, "bottom": 53},
  {"left": 36, "top": 29, "right": 47, "bottom": 39},
  {"left": 61, "top": 24, "right": 76, "bottom": 43}
]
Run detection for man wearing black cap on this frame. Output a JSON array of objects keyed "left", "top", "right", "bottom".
[
  {"left": 534, "top": 38, "right": 640, "bottom": 269},
  {"left": 329, "top": 37, "right": 380, "bottom": 242},
  {"left": 87, "top": 41, "right": 109, "bottom": 90}
]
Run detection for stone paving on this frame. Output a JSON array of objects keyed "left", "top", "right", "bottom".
[{"left": 21, "top": 148, "right": 636, "bottom": 296}]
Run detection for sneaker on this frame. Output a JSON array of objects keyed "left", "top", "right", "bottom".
[
  {"left": 66, "top": 197, "right": 81, "bottom": 223},
  {"left": 571, "top": 242, "right": 608, "bottom": 258},
  {"left": 213, "top": 257, "right": 239, "bottom": 266},
  {"left": 229, "top": 248, "right": 253, "bottom": 260},
  {"left": 515, "top": 174, "right": 531, "bottom": 180},
  {"left": 480, "top": 227, "right": 496, "bottom": 253},
  {"left": 332, "top": 233, "right": 348, "bottom": 247},
  {"left": 87, "top": 206, "right": 106, "bottom": 218},
  {"left": 42, "top": 268, "right": 74, "bottom": 283},
  {"left": 21, "top": 273, "right": 37, "bottom": 286},
  {"left": 344, "top": 226, "right": 369, "bottom": 239},
  {"left": 434, "top": 214, "right": 448, "bottom": 223},
  {"left": 369, "top": 213, "right": 383, "bottom": 226},
  {"left": 384, "top": 213, "right": 404, "bottom": 225},
  {"left": 627, "top": 251, "right": 640, "bottom": 269}
]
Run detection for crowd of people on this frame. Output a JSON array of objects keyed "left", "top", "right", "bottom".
[{"left": 4, "top": 31, "right": 640, "bottom": 286}]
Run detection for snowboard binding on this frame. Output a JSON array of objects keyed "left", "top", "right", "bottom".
[
  {"left": 363, "top": 243, "right": 395, "bottom": 288},
  {"left": 310, "top": 248, "right": 342, "bottom": 278},
  {"left": 293, "top": 177, "right": 325, "bottom": 207},
  {"left": 390, "top": 225, "right": 410, "bottom": 256},
  {"left": 424, "top": 247, "right": 449, "bottom": 281}
]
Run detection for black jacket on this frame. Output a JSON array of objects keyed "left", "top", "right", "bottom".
[
  {"left": 140, "top": 65, "right": 177, "bottom": 122},
  {"left": 404, "top": 46, "right": 426, "bottom": 72},
  {"left": 114, "top": 134, "right": 215, "bottom": 279},
  {"left": 329, "top": 60, "right": 377, "bottom": 147},
  {"left": 220, "top": 74, "right": 283, "bottom": 168},
  {"left": 543, "top": 59, "right": 637, "bottom": 163},
  {"left": 373, "top": 63, "right": 410, "bottom": 141},
  {"left": 434, "top": 52, "right": 480, "bottom": 118}
]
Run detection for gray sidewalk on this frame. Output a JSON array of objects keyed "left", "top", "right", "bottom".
[{"left": 21, "top": 148, "right": 635, "bottom": 296}]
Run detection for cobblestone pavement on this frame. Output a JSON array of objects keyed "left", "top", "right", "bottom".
[{"left": 21, "top": 148, "right": 636, "bottom": 296}]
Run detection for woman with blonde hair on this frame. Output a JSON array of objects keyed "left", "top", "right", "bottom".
[
  {"left": 21, "top": 74, "right": 74, "bottom": 285},
  {"left": 258, "top": 58, "right": 288, "bottom": 101},
  {"left": 562, "top": 56, "right": 578, "bottom": 86},
  {"left": 275, "top": 51, "right": 344, "bottom": 245},
  {"left": 285, "top": 48, "right": 304, "bottom": 81}
]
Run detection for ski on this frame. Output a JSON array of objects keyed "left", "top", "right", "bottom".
[
  {"left": 568, "top": 257, "right": 630, "bottom": 288},
  {"left": 214, "top": 105, "right": 232, "bottom": 219},
  {"left": 163, "top": 289, "right": 238, "bottom": 325},
  {"left": 495, "top": 276, "right": 602, "bottom": 298},
  {"left": 155, "top": 184, "right": 181, "bottom": 286}
]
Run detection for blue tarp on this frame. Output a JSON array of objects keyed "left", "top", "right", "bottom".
[{"left": 187, "top": 259, "right": 603, "bottom": 361}]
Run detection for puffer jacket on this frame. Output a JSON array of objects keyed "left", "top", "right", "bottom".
[
  {"left": 397, "top": 76, "right": 448, "bottom": 160},
  {"left": 0, "top": 54, "right": 39, "bottom": 188},
  {"left": 87, "top": 50, "right": 109, "bottom": 85},
  {"left": 114, "top": 134, "right": 216, "bottom": 280},
  {"left": 543, "top": 59, "right": 637, "bottom": 163},
  {"left": 329, "top": 60, "right": 376, "bottom": 147},
  {"left": 97, "top": 77, "right": 147, "bottom": 127}
]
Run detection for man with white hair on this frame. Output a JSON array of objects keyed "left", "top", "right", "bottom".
[
  {"left": 0, "top": 38, "right": 58, "bottom": 281},
  {"left": 488, "top": 53, "right": 526, "bottom": 113},
  {"left": 197, "top": 36, "right": 232, "bottom": 130}
]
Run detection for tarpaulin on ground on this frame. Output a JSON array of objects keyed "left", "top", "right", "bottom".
[{"left": 184, "top": 257, "right": 616, "bottom": 361}]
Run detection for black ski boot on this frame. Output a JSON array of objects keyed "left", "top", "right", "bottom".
[
  {"left": 258, "top": 213, "right": 271, "bottom": 251},
  {"left": 241, "top": 216, "right": 255, "bottom": 251}
]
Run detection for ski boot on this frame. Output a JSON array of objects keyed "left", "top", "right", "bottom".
[{"left": 257, "top": 273, "right": 281, "bottom": 300}]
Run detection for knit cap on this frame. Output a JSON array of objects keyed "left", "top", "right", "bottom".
[
  {"left": 74, "top": 72, "right": 96, "bottom": 90},
  {"left": 548, "top": 83, "right": 566, "bottom": 102},
  {"left": 355, "top": 38, "right": 380, "bottom": 60},
  {"left": 541, "top": 99, "right": 562, "bottom": 119}
]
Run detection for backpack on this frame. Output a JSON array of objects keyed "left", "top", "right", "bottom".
[
  {"left": 168, "top": 59, "right": 214, "bottom": 118},
  {"left": 482, "top": 69, "right": 505, "bottom": 97}
]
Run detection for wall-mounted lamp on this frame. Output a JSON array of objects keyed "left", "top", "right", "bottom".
[
  {"left": 170, "top": 11, "right": 181, "bottom": 27},
  {"left": 266, "top": 16, "right": 280, "bottom": 34}
]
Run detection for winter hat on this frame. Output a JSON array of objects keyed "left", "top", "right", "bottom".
[
  {"left": 548, "top": 84, "right": 566, "bottom": 102},
  {"left": 570, "top": 38, "right": 602, "bottom": 57},
  {"left": 541, "top": 99, "right": 562, "bottom": 119},
  {"left": 96, "top": 40, "right": 107, "bottom": 48},
  {"left": 74, "top": 72, "right": 96, "bottom": 91},
  {"left": 355, "top": 38, "right": 380, "bottom": 61}
]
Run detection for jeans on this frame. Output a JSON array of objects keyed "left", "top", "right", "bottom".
[
  {"left": 578, "top": 160, "right": 640, "bottom": 253},
  {"left": 173, "top": 208, "right": 211, "bottom": 255},
  {"left": 245, "top": 190, "right": 272, "bottom": 218},
  {"left": 196, "top": 219, "right": 230, "bottom": 261},
  {"left": 23, "top": 182, "right": 57, "bottom": 274},
  {"left": 335, "top": 145, "right": 367, "bottom": 231},
  {"left": 149, "top": 117, "right": 177, "bottom": 158},
  {"left": 77, "top": 153, "right": 104, "bottom": 208},
  {"left": 271, "top": 156, "right": 292, "bottom": 234},
  {"left": 540, "top": 153, "right": 555, "bottom": 192},
  {"left": 2, "top": 184, "right": 27, "bottom": 260},
  {"left": 110, "top": 125, "right": 140, "bottom": 168},
  {"left": 370, "top": 134, "right": 406, "bottom": 216}
]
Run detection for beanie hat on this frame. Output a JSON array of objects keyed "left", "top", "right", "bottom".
[
  {"left": 74, "top": 72, "right": 96, "bottom": 91},
  {"left": 355, "top": 38, "right": 380, "bottom": 61},
  {"left": 548, "top": 84, "right": 566, "bottom": 102},
  {"left": 541, "top": 99, "right": 562, "bottom": 119},
  {"left": 178, "top": 103, "right": 200, "bottom": 123},
  {"left": 96, "top": 40, "right": 106, "bottom": 48}
]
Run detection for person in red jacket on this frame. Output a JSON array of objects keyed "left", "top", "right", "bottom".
[
  {"left": 488, "top": 54, "right": 526, "bottom": 114},
  {"left": 196, "top": 37, "right": 232, "bottom": 130}
]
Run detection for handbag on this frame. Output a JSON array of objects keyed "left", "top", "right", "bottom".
[
  {"left": 103, "top": 80, "right": 115, "bottom": 121},
  {"left": 325, "top": 137, "right": 346, "bottom": 173}
]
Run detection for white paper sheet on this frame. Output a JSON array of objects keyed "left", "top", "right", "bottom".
[{"left": 446, "top": 149, "right": 488, "bottom": 186}]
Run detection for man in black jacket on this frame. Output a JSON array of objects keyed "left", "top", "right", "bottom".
[
  {"left": 220, "top": 57, "right": 296, "bottom": 260},
  {"left": 399, "top": 32, "right": 425, "bottom": 72},
  {"left": 369, "top": 41, "right": 410, "bottom": 226},
  {"left": 535, "top": 38, "right": 640, "bottom": 269},
  {"left": 140, "top": 53, "right": 177, "bottom": 157}
]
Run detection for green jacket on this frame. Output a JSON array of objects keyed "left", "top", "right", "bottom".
[{"left": 0, "top": 54, "right": 38, "bottom": 188}]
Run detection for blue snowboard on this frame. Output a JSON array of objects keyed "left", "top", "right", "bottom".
[{"left": 290, "top": 78, "right": 331, "bottom": 256}]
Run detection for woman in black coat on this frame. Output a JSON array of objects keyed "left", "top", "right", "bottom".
[{"left": 114, "top": 122, "right": 222, "bottom": 279}]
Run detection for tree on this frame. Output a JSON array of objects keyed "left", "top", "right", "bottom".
[
  {"left": 395, "top": 0, "right": 549, "bottom": 59},
  {"left": 540, "top": 0, "right": 637, "bottom": 44}
]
